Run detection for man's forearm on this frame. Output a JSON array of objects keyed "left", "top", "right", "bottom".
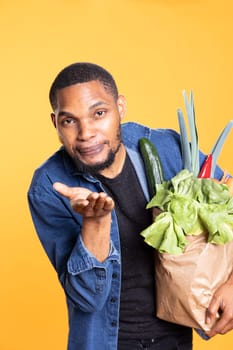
[{"left": 81, "top": 215, "right": 112, "bottom": 262}]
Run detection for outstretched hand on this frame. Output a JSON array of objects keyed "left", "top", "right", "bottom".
[
  {"left": 53, "top": 182, "right": 115, "bottom": 218},
  {"left": 53, "top": 182, "right": 114, "bottom": 262}
]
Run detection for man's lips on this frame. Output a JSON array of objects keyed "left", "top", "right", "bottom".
[{"left": 76, "top": 144, "right": 105, "bottom": 157}]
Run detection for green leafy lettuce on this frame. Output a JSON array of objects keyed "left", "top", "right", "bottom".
[{"left": 140, "top": 169, "right": 233, "bottom": 254}]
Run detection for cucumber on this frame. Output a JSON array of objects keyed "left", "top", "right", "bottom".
[{"left": 139, "top": 137, "right": 164, "bottom": 198}]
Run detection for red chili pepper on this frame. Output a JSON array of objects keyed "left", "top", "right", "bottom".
[{"left": 198, "top": 154, "right": 213, "bottom": 178}]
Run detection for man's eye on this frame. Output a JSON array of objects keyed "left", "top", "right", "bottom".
[
  {"left": 96, "top": 110, "right": 105, "bottom": 117},
  {"left": 62, "top": 118, "right": 75, "bottom": 125}
]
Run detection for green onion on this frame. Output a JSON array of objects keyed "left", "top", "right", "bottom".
[
  {"left": 177, "top": 90, "right": 199, "bottom": 176},
  {"left": 177, "top": 108, "right": 192, "bottom": 172},
  {"left": 210, "top": 120, "right": 233, "bottom": 177},
  {"left": 182, "top": 90, "right": 199, "bottom": 176}
]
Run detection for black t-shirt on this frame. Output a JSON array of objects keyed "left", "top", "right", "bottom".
[{"left": 96, "top": 153, "right": 191, "bottom": 340}]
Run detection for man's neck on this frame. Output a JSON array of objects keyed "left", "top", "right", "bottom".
[{"left": 99, "top": 144, "right": 126, "bottom": 179}]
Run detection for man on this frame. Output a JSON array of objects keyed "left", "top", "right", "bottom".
[{"left": 28, "top": 62, "right": 233, "bottom": 350}]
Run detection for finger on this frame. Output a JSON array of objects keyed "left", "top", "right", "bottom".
[
  {"left": 207, "top": 308, "right": 229, "bottom": 337},
  {"left": 103, "top": 197, "right": 115, "bottom": 210},
  {"left": 53, "top": 182, "right": 74, "bottom": 199},
  {"left": 92, "top": 193, "right": 114, "bottom": 211},
  {"left": 86, "top": 192, "right": 104, "bottom": 209},
  {"left": 208, "top": 319, "right": 225, "bottom": 337},
  {"left": 206, "top": 295, "right": 221, "bottom": 326},
  {"left": 71, "top": 199, "right": 90, "bottom": 213},
  {"left": 54, "top": 182, "right": 91, "bottom": 201},
  {"left": 85, "top": 193, "right": 114, "bottom": 215},
  {"left": 90, "top": 195, "right": 112, "bottom": 213},
  {"left": 209, "top": 309, "right": 233, "bottom": 336},
  {"left": 219, "top": 319, "right": 233, "bottom": 335}
]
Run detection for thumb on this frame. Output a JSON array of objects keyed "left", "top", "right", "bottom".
[
  {"left": 53, "top": 182, "right": 73, "bottom": 199},
  {"left": 206, "top": 296, "right": 220, "bottom": 326}
]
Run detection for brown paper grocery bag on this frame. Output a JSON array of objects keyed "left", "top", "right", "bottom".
[{"left": 155, "top": 232, "right": 233, "bottom": 332}]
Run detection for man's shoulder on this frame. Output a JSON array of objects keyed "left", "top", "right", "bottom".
[
  {"left": 122, "top": 121, "right": 180, "bottom": 147},
  {"left": 122, "top": 122, "right": 183, "bottom": 180}
]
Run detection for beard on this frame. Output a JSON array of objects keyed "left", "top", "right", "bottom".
[{"left": 71, "top": 125, "right": 122, "bottom": 176}]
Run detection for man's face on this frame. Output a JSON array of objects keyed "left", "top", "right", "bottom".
[{"left": 51, "top": 80, "right": 126, "bottom": 176}]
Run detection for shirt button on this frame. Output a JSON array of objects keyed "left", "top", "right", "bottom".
[
  {"left": 112, "top": 273, "right": 117, "bottom": 279},
  {"left": 111, "top": 321, "right": 117, "bottom": 327},
  {"left": 110, "top": 297, "right": 117, "bottom": 303}
]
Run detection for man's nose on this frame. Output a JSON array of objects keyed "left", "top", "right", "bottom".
[{"left": 77, "top": 120, "right": 95, "bottom": 141}]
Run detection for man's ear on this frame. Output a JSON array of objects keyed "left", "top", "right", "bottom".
[
  {"left": 117, "top": 95, "right": 127, "bottom": 120},
  {"left": 51, "top": 113, "right": 57, "bottom": 128}
]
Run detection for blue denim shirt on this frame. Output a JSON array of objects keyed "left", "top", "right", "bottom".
[{"left": 28, "top": 122, "right": 222, "bottom": 350}]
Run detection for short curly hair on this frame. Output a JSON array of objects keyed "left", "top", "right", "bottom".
[{"left": 49, "top": 62, "right": 119, "bottom": 110}]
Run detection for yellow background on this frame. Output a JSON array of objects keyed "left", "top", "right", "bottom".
[{"left": 1, "top": 0, "right": 233, "bottom": 349}]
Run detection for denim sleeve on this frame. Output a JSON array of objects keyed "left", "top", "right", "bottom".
[{"left": 28, "top": 175, "right": 120, "bottom": 313}]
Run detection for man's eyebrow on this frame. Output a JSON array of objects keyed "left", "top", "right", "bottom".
[
  {"left": 89, "top": 101, "right": 109, "bottom": 110},
  {"left": 57, "top": 111, "right": 74, "bottom": 118}
]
